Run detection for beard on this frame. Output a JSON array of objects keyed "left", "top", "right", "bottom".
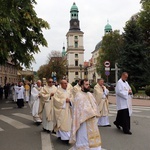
[{"left": 82, "top": 87, "right": 90, "bottom": 93}]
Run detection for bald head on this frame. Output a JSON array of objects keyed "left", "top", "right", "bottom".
[
  {"left": 36, "top": 80, "right": 41, "bottom": 87},
  {"left": 61, "top": 79, "right": 68, "bottom": 90},
  {"left": 121, "top": 72, "right": 128, "bottom": 81}
]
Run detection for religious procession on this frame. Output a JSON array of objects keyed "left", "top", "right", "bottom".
[
  {"left": 10, "top": 71, "right": 131, "bottom": 150},
  {"left": 0, "top": 71, "right": 133, "bottom": 150}
]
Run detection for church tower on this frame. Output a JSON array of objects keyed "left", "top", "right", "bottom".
[
  {"left": 62, "top": 43, "right": 66, "bottom": 57},
  {"left": 66, "top": 2, "right": 84, "bottom": 83},
  {"left": 104, "top": 20, "right": 112, "bottom": 34}
]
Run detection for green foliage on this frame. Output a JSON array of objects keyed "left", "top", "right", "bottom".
[
  {"left": 37, "top": 64, "right": 49, "bottom": 80},
  {"left": 130, "top": 84, "right": 136, "bottom": 95},
  {"left": 90, "top": 82, "right": 96, "bottom": 89},
  {"left": 145, "top": 85, "right": 150, "bottom": 96},
  {"left": 96, "top": 30, "right": 123, "bottom": 82},
  {"left": 138, "top": 0, "right": 150, "bottom": 49},
  {"left": 118, "top": 16, "right": 150, "bottom": 89},
  {"left": 71, "top": 81, "right": 77, "bottom": 87},
  {"left": 0, "top": 0, "right": 50, "bottom": 67},
  {"left": 37, "top": 51, "right": 67, "bottom": 82}
]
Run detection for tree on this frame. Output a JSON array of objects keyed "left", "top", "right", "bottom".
[
  {"left": 37, "top": 50, "right": 67, "bottom": 82},
  {"left": 138, "top": 0, "right": 150, "bottom": 49},
  {"left": 96, "top": 30, "right": 123, "bottom": 82},
  {"left": 118, "top": 16, "right": 150, "bottom": 90},
  {"left": 37, "top": 64, "right": 49, "bottom": 80},
  {"left": 0, "top": 0, "right": 49, "bottom": 67}
]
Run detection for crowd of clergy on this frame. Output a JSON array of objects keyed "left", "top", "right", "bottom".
[
  {"left": 28, "top": 72, "right": 133, "bottom": 150},
  {"left": 27, "top": 78, "right": 107, "bottom": 149}
]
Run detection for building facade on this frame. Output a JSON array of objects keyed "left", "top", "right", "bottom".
[
  {"left": 66, "top": 3, "right": 84, "bottom": 83},
  {"left": 0, "top": 61, "right": 18, "bottom": 86},
  {"left": 87, "top": 21, "right": 112, "bottom": 83},
  {"left": 87, "top": 42, "right": 101, "bottom": 83}
]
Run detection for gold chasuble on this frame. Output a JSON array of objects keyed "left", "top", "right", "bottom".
[
  {"left": 39, "top": 85, "right": 57, "bottom": 121},
  {"left": 94, "top": 84, "right": 109, "bottom": 116},
  {"left": 53, "top": 87, "right": 73, "bottom": 132},
  {"left": 69, "top": 91, "right": 102, "bottom": 149}
]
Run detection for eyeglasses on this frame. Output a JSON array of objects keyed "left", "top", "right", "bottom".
[{"left": 48, "top": 81, "right": 53, "bottom": 83}]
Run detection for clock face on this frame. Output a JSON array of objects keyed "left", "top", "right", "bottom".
[{"left": 74, "top": 22, "right": 77, "bottom": 26}]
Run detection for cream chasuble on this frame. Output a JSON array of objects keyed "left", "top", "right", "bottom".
[
  {"left": 69, "top": 91, "right": 102, "bottom": 150},
  {"left": 53, "top": 87, "right": 73, "bottom": 139},
  {"left": 94, "top": 84, "right": 109, "bottom": 117},
  {"left": 39, "top": 85, "right": 57, "bottom": 130},
  {"left": 73, "top": 84, "right": 81, "bottom": 97},
  {"left": 67, "top": 83, "right": 73, "bottom": 93}
]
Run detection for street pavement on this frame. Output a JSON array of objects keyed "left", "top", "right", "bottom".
[
  {"left": 109, "top": 95, "right": 150, "bottom": 107},
  {"left": 0, "top": 96, "right": 150, "bottom": 150}
]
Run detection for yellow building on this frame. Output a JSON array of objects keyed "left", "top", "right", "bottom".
[{"left": 0, "top": 62, "right": 18, "bottom": 86}]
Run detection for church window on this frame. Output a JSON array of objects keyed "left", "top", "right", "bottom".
[
  {"left": 75, "top": 54, "right": 78, "bottom": 58},
  {"left": 74, "top": 36, "right": 78, "bottom": 39},
  {"left": 75, "top": 72, "right": 78, "bottom": 75},
  {"left": 75, "top": 41, "right": 78, "bottom": 48},
  {"left": 75, "top": 60, "right": 78, "bottom": 66}
]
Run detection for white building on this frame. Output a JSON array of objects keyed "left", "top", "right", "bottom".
[
  {"left": 87, "top": 21, "right": 112, "bottom": 83},
  {"left": 66, "top": 3, "right": 84, "bottom": 83}
]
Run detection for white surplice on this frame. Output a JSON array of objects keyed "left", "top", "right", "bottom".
[
  {"left": 115, "top": 79, "right": 133, "bottom": 116},
  {"left": 30, "top": 86, "right": 42, "bottom": 122}
]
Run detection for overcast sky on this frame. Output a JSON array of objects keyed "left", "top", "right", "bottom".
[{"left": 32, "top": 0, "right": 141, "bottom": 71}]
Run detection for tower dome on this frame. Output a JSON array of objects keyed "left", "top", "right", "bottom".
[
  {"left": 70, "top": 2, "right": 78, "bottom": 12},
  {"left": 104, "top": 20, "right": 112, "bottom": 34}
]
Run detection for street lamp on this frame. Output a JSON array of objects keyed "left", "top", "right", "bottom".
[{"left": 79, "top": 64, "right": 82, "bottom": 79}]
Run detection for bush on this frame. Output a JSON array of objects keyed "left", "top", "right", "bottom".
[
  {"left": 90, "top": 82, "right": 96, "bottom": 89},
  {"left": 130, "top": 84, "right": 136, "bottom": 95},
  {"left": 145, "top": 85, "right": 150, "bottom": 96}
]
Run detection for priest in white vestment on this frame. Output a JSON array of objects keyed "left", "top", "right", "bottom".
[
  {"left": 24, "top": 82, "right": 30, "bottom": 103},
  {"left": 13, "top": 83, "right": 18, "bottom": 102},
  {"left": 94, "top": 79, "right": 111, "bottom": 127},
  {"left": 53, "top": 79, "right": 73, "bottom": 140},
  {"left": 72, "top": 79, "right": 81, "bottom": 97},
  {"left": 62, "top": 77, "right": 73, "bottom": 93},
  {"left": 114, "top": 72, "right": 133, "bottom": 135},
  {"left": 39, "top": 78, "right": 57, "bottom": 132},
  {"left": 69, "top": 79, "right": 102, "bottom": 150},
  {"left": 16, "top": 82, "right": 25, "bottom": 108},
  {"left": 30, "top": 80, "right": 42, "bottom": 124}
]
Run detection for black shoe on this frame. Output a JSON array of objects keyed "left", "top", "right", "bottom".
[
  {"left": 101, "top": 125, "right": 111, "bottom": 127},
  {"left": 43, "top": 128, "right": 47, "bottom": 132},
  {"left": 113, "top": 121, "right": 121, "bottom": 129},
  {"left": 47, "top": 130, "right": 50, "bottom": 133},
  {"left": 124, "top": 131, "right": 132, "bottom": 135},
  {"left": 36, "top": 122, "right": 42, "bottom": 126},
  {"left": 51, "top": 130, "right": 56, "bottom": 134}
]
